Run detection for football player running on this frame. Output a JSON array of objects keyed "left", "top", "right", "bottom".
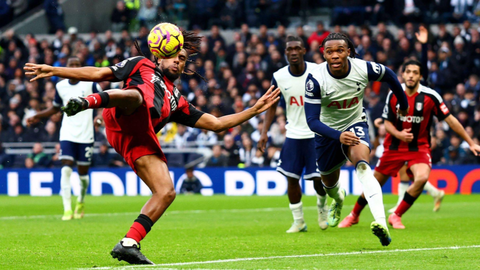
[{"left": 304, "top": 32, "right": 409, "bottom": 246}]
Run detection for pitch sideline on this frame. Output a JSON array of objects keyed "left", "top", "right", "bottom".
[{"left": 77, "top": 245, "right": 480, "bottom": 269}]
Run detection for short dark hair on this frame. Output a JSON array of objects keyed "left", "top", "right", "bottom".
[
  {"left": 402, "top": 59, "right": 422, "bottom": 75},
  {"left": 285, "top": 35, "right": 304, "bottom": 47}
]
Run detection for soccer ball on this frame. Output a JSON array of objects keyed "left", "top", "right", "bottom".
[{"left": 148, "top": 23, "right": 184, "bottom": 59}]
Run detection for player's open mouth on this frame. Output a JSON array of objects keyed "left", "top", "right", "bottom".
[{"left": 331, "top": 63, "right": 341, "bottom": 68}]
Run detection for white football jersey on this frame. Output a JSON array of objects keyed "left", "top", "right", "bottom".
[
  {"left": 53, "top": 80, "right": 102, "bottom": 143},
  {"left": 304, "top": 57, "right": 386, "bottom": 132},
  {"left": 272, "top": 62, "right": 318, "bottom": 139}
]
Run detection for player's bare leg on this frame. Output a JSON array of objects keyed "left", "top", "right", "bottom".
[
  {"left": 74, "top": 165, "right": 89, "bottom": 219},
  {"left": 111, "top": 154, "right": 175, "bottom": 265},
  {"left": 347, "top": 144, "right": 390, "bottom": 246},
  {"left": 60, "top": 160, "right": 75, "bottom": 221},
  {"left": 321, "top": 169, "right": 345, "bottom": 227},
  {"left": 388, "top": 165, "right": 410, "bottom": 213},
  {"left": 286, "top": 177, "right": 307, "bottom": 233},
  {"left": 389, "top": 163, "right": 431, "bottom": 229},
  {"left": 313, "top": 178, "right": 328, "bottom": 230}
]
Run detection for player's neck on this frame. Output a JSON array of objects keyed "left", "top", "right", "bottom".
[
  {"left": 68, "top": 79, "right": 79, "bottom": 85},
  {"left": 405, "top": 84, "right": 420, "bottom": 96},
  {"left": 289, "top": 61, "right": 306, "bottom": 76}
]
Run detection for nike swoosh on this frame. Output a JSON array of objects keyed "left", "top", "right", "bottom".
[{"left": 369, "top": 193, "right": 377, "bottom": 198}]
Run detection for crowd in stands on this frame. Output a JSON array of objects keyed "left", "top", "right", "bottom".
[{"left": 1, "top": 1, "right": 480, "bottom": 169}]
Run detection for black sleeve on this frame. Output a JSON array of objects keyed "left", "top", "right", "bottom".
[
  {"left": 108, "top": 56, "right": 146, "bottom": 82},
  {"left": 169, "top": 103, "right": 205, "bottom": 127}
]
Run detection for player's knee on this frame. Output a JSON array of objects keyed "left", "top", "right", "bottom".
[
  {"left": 161, "top": 187, "right": 176, "bottom": 204},
  {"left": 415, "top": 175, "right": 429, "bottom": 185}
]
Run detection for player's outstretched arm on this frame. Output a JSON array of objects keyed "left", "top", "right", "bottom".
[
  {"left": 26, "top": 106, "right": 61, "bottom": 126},
  {"left": 257, "top": 96, "right": 279, "bottom": 153},
  {"left": 194, "top": 86, "right": 280, "bottom": 133},
  {"left": 24, "top": 63, "right": 116, "bottom": 82},
  {"left": 444, "top": 115, "right": 480, "bottom": 156}
]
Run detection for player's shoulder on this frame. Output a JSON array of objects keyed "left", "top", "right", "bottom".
[
  {"left": 115, "top": 56, "right": 152, "bottom": 68},
  {"left": 273, "top": 64, "right": 290, "bottom": 78},
  {"left": 309, "top": 61, "right": 327, "bottom": 76},
  {"left": 418, "top": 85, "right": 443, "bottom": 102}
]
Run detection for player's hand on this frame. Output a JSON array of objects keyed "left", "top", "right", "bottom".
[
  {"left": 26, "top": 115, "right": 40, "bottom": 126},
  {"left": 252, "top": 86, "right": 281, "bottom": 114},
  {"left": 340, "top": 131, "right": 360, "bottom": 146},
  {"left": 397, "top": 128, "right": 414, "bottom": 143},
  {"left": 62, "top": 97, "right": 89, "bottom": 116},
  {"left": 94, "top": 115, "right": 104, "bottom": 127},
  {"left": 469, "top": 144, "right": 480, "bottom": 156},
  {"left": 257, "top": 133, "right": 269, "bottom": 153},
  {"left": 24, "top": 63, "right": 55, "bottom": 82},
  {"left": 397, "top": 106, "right": 409, "bottom": 117},
  {"left": 374, "top": 118, "right": 383, "bottom": 128},
  {"left": 415, "top": 25, "right": 428, "bottom": 44}
]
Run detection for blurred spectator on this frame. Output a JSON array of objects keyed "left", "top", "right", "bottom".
[
  {"left": 25, "top": 142, "right": 50, "bottom": 168},
  {"left": 307, "top": 21, "right": 330, "bottom": 48},
  {"left": 111, "top": 0, "right": 131, "bottom": 32},
  {"left": 137, "top": 0, "right": 157, "bottom": 30},
  {"left": 44, "top": 0, "right": 65, "bottom": 33},
  {"left": 179, "top": 167, "right": 203, "bottom": 194},
  {"left": 92, "top": 141, "right": 114, "bottom": 167},
  {"left": 0, "top": 142, "right": 13, "bottom": 169},
  {"left": 239, "top": 132, "right": 255, "bottom": 167},
  {"left": 206, "top": 145, "right": 228, "bottom": 167},
  {"left": 222, "top": 134, "right": 240, "bottom": 167},
  {"left": 50, "top": 143, "right": 63, "bottom": 168}
]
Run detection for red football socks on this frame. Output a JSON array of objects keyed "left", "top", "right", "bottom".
[
  {"left": 125, "top": 214, "right": 154, "bottom": 243},
  {"left": 395, "top": 191, "right": 418, "bottom": 217},
  {"left": 352, "top": 196, "right": 368, "bottom": 217}
]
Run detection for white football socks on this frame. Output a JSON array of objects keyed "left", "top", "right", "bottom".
[
  {"left": 289, "top": 202, "right": 304, "bottom": 224},
  {"left": 323, "top": 181, "right": 344, "bottom": 202},
  {"left": 316, "top": 193, "right": 327, "bottom": 208},
  {"left": 356, "top": 161, "right": 387, "bottom": 228},
  {"left": 424, "top": 181, "right": 440, "bottom": 197},
  {"left": 61, "top": 166, "right": 73, "bottom": 212},
  {"left": 78, "top": 174, "right": 89, "bottom": 203}
]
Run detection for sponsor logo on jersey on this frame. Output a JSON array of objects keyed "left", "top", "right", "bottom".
[
  {"left": 397, "top": 115, "right": 424, "bottom": 123},
  {"left": 151, "top": 74, "right": 162, "bottom": 84},
  {"left": 416, "top": 102, "right": 423, "bottom": 111},
  {"left": 326, "top": 97, "right": 359, "bottom": 109},
  {"left": 289, "top": 96, "right": 304, "bottom": 106}
]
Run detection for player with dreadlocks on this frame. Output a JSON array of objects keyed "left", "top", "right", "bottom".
[
  {"left": 303, "top": 32, "right": 409, "bottom": 246},
  {"left": 25, "top": 29, "right": 280, "bottom": 265}
]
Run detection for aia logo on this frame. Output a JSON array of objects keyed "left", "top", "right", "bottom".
[
  {"left": 327, "top": 97, "right": 359, "bottom": 109},
  {"left": 289, "top": 96, "right": 304, "bottom": 106}
]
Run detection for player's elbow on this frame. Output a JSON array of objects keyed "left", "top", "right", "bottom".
[
  {"left": 306, "top": 116, "right": 316, "bottom": 131},
  {"left": 211, "top": 121, "right": 226, "bottom": 133},
  {"left": 92, "top": 68, "right": 112, "bottom": 82}
]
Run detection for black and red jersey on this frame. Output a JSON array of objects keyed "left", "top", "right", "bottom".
[
  {"left": 382, "top": 84, "right": 450, "bottom": 152},
  {"left": 108, "top": 56, "right": 204, "bottom": 133}
]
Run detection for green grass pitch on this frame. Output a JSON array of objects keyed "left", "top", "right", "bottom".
[{"left": 1, "top": 194, "right": 479, "bottom": 269}]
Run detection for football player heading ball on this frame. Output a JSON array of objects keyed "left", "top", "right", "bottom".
[{"left": 148, "top": 22, "right": 184, "bottom": 59}]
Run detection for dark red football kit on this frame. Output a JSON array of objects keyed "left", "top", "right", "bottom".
[
  {"left": 103, "top": 56, "right": 204, "bottom": 170},
  {"left": 375, "top": 85, "right": 450, "bottom": 177}
]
